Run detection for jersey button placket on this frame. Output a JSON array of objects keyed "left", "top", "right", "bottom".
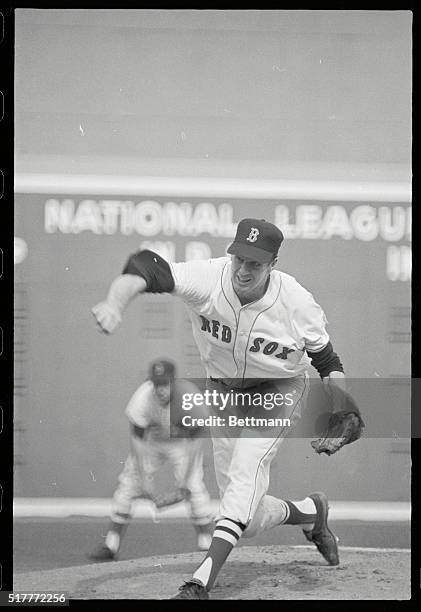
[
  {"left": 233, "top": 310, "right": 244, "bottom": 371},
  {"left": 234, "top": 309, "right": 251, "bottom": 375},
  {"left": 238, "top": 305, "right": 258, "bottom": 378}
]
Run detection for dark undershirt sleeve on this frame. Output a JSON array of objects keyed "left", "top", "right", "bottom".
[
  {"left": 122, "top": 249, "right": 175, "bottom": 293},
  {"left": 307, "top": 341, "right": 344, "bottom": 378},
  {"left": 130, "top": 422, "right": 146, "bottom": 439}
]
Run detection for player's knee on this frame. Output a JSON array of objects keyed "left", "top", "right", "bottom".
[
  {"left": 242, "top": 521, "right": 258, "bottom": 538},
  {"left": 242, "top": 508, "right": 265, "bottom": 538}
]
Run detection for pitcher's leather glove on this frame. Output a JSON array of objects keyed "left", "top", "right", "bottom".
[
  {"left": 311, "top": 410, "right": 364, "bottom": 455},
  {"left": 311, "top": 387, "right": 365, "bottom": 456}
]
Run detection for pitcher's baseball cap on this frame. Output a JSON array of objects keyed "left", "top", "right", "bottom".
[
  {"left": 227, "top": 218, "right": 284, "bottom": 263},
  {"left": 149, "top": 359, "right": 176, "bottom": 384}
]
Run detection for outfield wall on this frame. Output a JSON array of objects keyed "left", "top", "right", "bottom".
[
  {"left": 13, "top": 9, "right": 411, "bottom": 502},
  {"left": 13, "top": 180, "right": 411, "bottom": 501}
]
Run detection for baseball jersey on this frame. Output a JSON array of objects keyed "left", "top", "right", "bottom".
[
  {"left": 125, "top": 380, "right": 172, "bottom": 440},
  {"left": 168, "top": 257, "right": 329, "bottom": 380},
  {"left": 125, "top": 378, "right": 209, "bottom": 439}
]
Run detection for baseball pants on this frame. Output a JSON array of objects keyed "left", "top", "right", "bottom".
[
  {"left": 111, "top": 436, "right": 212, "bottom": 526},
  {"left": 208, "top": 374, "right": 309, "bottom": 534}
]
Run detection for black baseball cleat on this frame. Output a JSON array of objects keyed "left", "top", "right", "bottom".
[
  {"left": 303, "top": 491, "right": 339, "bottom": 566},
  {"left": 86, "top": 544, "right": 117, "bottom": 562},
  {"left": 171, "top": 579, "right": 209, "bottom": 599}
]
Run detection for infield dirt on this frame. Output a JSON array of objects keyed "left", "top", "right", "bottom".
[{"left": 13, "top": 545, "right": 410, "bottom": 600}]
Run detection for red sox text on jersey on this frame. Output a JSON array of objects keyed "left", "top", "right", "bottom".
[
  {"left": 199, "top": 315, "right": 295, "bottom": 360},
  {"left": 169, "top": 257, "right": 329, "bottom": 381}
]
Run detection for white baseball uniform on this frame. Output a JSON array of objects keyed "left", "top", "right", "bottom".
[
  {"left": 93, "top": 240, "right": 344, "bottom": 586},
  {"left": 144, "top": 256, "right": 330, "bottom": 530},
  {"left": 111, "top": 380, "right": 212, "bottom": 528}
]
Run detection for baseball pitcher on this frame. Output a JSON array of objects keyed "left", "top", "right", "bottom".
[{"left": 92, "top": 218, "right": 363, "bottom": 598}]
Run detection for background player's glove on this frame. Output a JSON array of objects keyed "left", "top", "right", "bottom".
[
  {"left": 153, "top": 487, "right": 191, "bottom": 508},
  {"left": 311, "top": 410, "right": 364, "bottom": 455},
  {"left": 91, "top": 301, "right": 122, "bottom": 334}
]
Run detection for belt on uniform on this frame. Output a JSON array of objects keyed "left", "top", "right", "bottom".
[
  {"left": 208, "top": 377, "right": 272, "bottom": 389},
  {"left": 209, "top": 377, "right": 227, "bottom": 385}
]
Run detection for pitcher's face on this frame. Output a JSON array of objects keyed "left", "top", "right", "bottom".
[{"left": 231, "top": 255, "right": 276, "bottom": 303}]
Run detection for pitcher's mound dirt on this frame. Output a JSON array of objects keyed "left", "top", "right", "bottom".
[{"left": 13, "top": 545, "right": 410, "bottom": 600}]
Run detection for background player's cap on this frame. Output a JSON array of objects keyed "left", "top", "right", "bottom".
[
  {"left": 149, "top": 359, "right": 176, "bottom": 384},
  {"left": 227, "top": 218, "right": 284, "bottom": 263}
]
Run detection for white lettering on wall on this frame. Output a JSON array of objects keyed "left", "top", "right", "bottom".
[
  {"left": 321, "top": 206, "right": 354, "bottom": 239},
  {"left": 71, "top": 200, "right": 103, "bottom": 234},
  {"left": 120, "top": 201, "right": 135, "bottom": 235},
  {"left": 378, "top": 206, "right": 406, "bottom": 242},
  {"left": 386, "top": 246, "right": 411, "bottom": 281},
  {"left": 274, "top": 204, "right": 411, "bottom": 242},
  {"left": 297, "top": 205, "right": 323, "bottom": 239},
  {"left": 101, "top": 201, "right": 121, "bottom": 235},
  {"left": 406, "top": 206, "right": 412, "bottom": 242},
  {"left": 274, "top": 205, "right": 300, "bottom": 239},
  {"left": 139, "top": 241, "right": 176, "bottom": 262},
  {"left": 185, "top": 241, "right": 212, "bottom": 261},
  {"left": 350, "top": 205, "right": 378, "bottom": 241},
  {"left": 44, "top": 200, "right": 411, "bottom": 246},
  {"left": 45, "top": 199, "right": 74, "bottom": 233},
  {"left": 14, "top": 237, "right": 28, "bottom": 264},
  {"left": 44, "top": 199, "right": 236, "bottom": 237},
  {"left": 134, "top": 201, "right": 163, "bottom": 236},
  {"left": 42, "top": 199, "right": 412, "bottom": 282}
]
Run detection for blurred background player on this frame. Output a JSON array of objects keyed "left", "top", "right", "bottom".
[{"left": 87, "top": 359, "right": 214, "bottom": 561}]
